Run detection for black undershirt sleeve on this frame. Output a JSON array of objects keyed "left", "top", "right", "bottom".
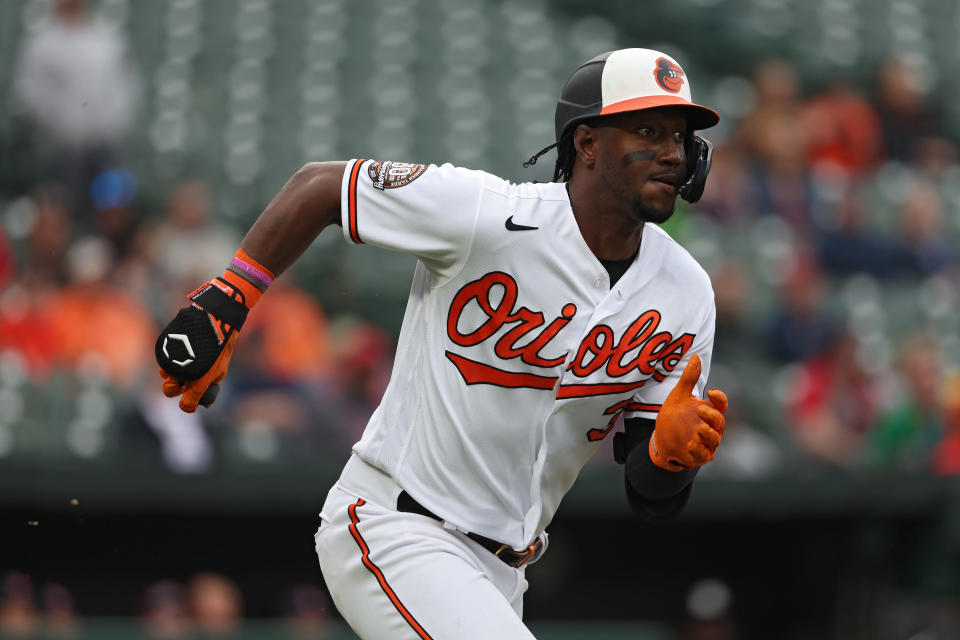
[
  {"left": 614, "top": 417, "right": 698, "bottom": 522},
  {"left": 601, "top": 252, "right": 696, "bottom": 521}
]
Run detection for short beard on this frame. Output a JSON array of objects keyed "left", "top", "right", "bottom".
[{"left": 632, "top": 196, "right": 676, "bottom": 224}]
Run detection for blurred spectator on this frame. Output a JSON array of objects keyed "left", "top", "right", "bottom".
[
  {"left": 119, "top": 388, "right": 221, "bottom": 474},
  {"left": 187, "top": 572, "right": 243, "bottom": 637},
  {"left": 933, "top": 373, "right": 960, "bottom": 474},
  {"left": 696, "top": 363, "right": 783, "bottom": 480},
  {"left": 224, "top": 316, "right": 393, "bottom": 463},
  {"left": 238, "top": 273, "right": 333, "bottom": 383},
  {"left": 11, "top": 0, "right": 140, "bottom": 210},
  {"left": 710, "top": 256, "right": 758, "bottom": 365},
  {"left": 695, "top": 141, "right": 754, "bottom": 223},
  {"left": 326, "top": 318, "right": 394, "bottom": 442},
  {"left": 736, "top": 58, "right": 803, "bottom": 165},
  {"left": 786, "top": 330, "right": 882, "bottom": 468},
  {"left": 896, "top": 178, "right": 955, "bottom": 277},
  {"left": 801, "top": 79, "right": 883, "bottom": 180},
  {"left": 89, "top": 167, "right": 140, "bottom": 258},
  {"left": 817, "top": 181, "right": 905, "bottom": 280},
  {"left": 862, "top": 332, "right": 950, "bottom": 471},
  {"left": 0, "top": 571, "right": 39, "bottom": 637},
  {"left": 141, "top": 580, "right": 191, "bottom": 640},
  {"left": 41, "top": 582, "right": 78, "bottom": 638},
  {"left": 766, "top": 250, "right": 840, "bottom": 362},
  {"left": 220, "top": 270, "right": 344, "bottom": 463},
  {"left": 44, "top": 235, "right": 156, "bottom": 387},
  {"left": 677, "top": 577, "right": 737, "bottom": 640},
  {"left": 2, "top": 187, "right": 77, "bottom": 382},
  {"left": 0, "top": 281, "right": 57, "bottom": 381},
  {"left": 873, "top": 56, "right": 945, "bottom": 164},
  {"left": 0, "top": 226, "right": 14, "bottom": 290},
  {"left": 911, "top": 135, "right": 959, "bottom": 181},
  {"left": 736, "top": 58, "right": 813, "bottom": 230},
  {"left": 279, "top": 583, "right": 333, "bottom": 639},
  {"left": 145, "top": 180, "right": 242, "bottom": 288},
  {"left": 23, "top": 184, "right": 74, "bottom": 286}
]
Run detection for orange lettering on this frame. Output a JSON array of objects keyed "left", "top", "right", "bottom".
[
  {"left": 570, "top": 325, "right": 615, "bottom": 377},
  {"left": 448, "top": 273, "right": 574, "bottom": 368},
  {"left": 606, "top": 310, "right": 660, "bottom": 376},
  {"left": 660, "top": 334, "right": 694, "bottom": 371},
  {"left": 447, "top": 272, "right": 518, "bottom": 347},
  {"left": 446, "top": 274, "right": 697, "bottom": 390}
]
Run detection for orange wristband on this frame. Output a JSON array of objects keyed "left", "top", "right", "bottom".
[{"left": 222, "top": 249, "right": 276, "bottom": 308}]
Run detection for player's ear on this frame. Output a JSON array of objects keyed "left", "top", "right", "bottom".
[{"left": 572, "top": 123, "right": 598, "bottom": 169}]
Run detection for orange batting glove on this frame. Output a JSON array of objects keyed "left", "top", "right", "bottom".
[
  {"left": 155, "top": 250, "right": 274, "bottom": 413},
  {"left": 649, "top": 354, "right": 728, "bottom": 471}
]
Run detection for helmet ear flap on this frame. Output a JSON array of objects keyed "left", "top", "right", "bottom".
[{"left": 678, "top": 135, "right": 713, "bottom": 203}]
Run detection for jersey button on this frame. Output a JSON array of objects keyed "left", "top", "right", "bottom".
[{"left": 593, "top": 278, "right": 602, "bottom": 288}]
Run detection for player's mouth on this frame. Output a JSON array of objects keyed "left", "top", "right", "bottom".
[{"left": 649, "top": 172, "right": 681, "bottom": 195}]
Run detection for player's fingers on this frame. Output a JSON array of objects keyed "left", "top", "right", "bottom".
[
  {"left": 696, "top": 404, "right": 725, "bottom": 434},
  {"left": 696, "top": 424, "right": 722, "bottom": 450},
  {"left": 670, "top": 354, "right": 702, "bottom": 397},
  {"left": 158, "top": 368, "right": 185, "bottom": 396},
  {"left": 687, "top": 442, "right": 712, "bottom": 465},
  {"left": 179, "top": 383, "right": 205, "bottom": 413},
  {"left": 161, "top": 378, "right": 185, "bottom": 398},
  {"left": 707, "top": 389, "right": 728, "bottom": 414}
]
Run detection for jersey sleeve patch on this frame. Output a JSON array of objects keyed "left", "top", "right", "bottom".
[{"left": 368, "top": 161, "right": 428, "bottom": 190}]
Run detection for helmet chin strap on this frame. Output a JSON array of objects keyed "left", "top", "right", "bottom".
[{"left": 523, "top": 143, "right": 558, "bottom": 168}]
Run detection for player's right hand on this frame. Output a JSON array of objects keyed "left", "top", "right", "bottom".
[
  {"left": 649, "top": 354, "right": 728, "bottom": 471},
  {"left": 155, "top": 276, "right": 251, "bottom": 413}
]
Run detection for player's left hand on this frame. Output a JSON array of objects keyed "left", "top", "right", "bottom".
[{"left": 649, "top": 354, "right": 728, "bottom": 471}]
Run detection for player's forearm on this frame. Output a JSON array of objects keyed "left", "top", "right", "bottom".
[
  {"left": 625, "top": 442, "right": 697, "bottom": 500},
  {"left": 620, "top": 417, "right": 698, "bottom": 522},
  {"left": 625, "top": 448, "right": 697, "bottom": 522},
  {"left": 239, "top": 161, "right": 346, "bottom": 276}
]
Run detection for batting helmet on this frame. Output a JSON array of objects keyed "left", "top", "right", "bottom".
[{"left": 530, "top": 48, "right": 719, "bottom": 203}]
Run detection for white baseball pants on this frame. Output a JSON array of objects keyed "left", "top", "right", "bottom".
[{"left": 314, "top": 454, "right": 537, "bottom": 639}]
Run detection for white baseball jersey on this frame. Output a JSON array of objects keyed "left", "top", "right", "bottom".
[{"left": 339, "top": 159, "right": 715, "bottom": 550}]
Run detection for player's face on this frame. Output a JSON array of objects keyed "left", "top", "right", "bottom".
[{"left": 591, "top": 108, "right": 689, "bottom": 224}]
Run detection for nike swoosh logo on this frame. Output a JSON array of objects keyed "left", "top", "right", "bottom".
[{"left": 505, "top": 215, "right": 538, "bottom": 231}]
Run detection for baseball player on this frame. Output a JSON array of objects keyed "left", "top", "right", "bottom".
[{"left": 155, "top": 48, "right": 728, "bottom": 639}]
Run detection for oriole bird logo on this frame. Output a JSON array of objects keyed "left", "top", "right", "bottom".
[{"left": 654, "top": 57, "right": 685, "bottom": 93}]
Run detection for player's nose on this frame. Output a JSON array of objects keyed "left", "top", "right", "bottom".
[{"left": 657, "top": 138, "right": 685, "bottom": 166}]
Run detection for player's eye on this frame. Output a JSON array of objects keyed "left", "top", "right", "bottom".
[
  {"left": 637, "top": 126, "right": 655, "bottom": 137},
  {"left": 673, "top": 132, "right": 687, "bottom": 145}
]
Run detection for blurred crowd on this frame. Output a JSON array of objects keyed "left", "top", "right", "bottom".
[
  {"left": 2, "top": 0, "right": 960, "bottom": 635},
  {"left": 0, "top": 569, "right": 335, "bottom": 639},
  {"left": 0, "top": 0, "right": 393, "bottom": 473},
  {"left": 1, "top": 0, "right": 960, "bottom": 481},
  {"left": 693, "top": 54, "right": 960, "bottom": 479}
]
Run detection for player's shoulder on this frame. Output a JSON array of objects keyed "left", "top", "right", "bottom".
[
  {"left": 356, "top": 159, "right": 566, "bottom": 201},
  {"left": 347, "top": 159, "right": 486, "bottom": 193},
  {"left": 645, "top": 224, "right": 713, "bottom": 294},
  {"left": 479, "top": 172, "right": 569, "bottom": 203},
  {"left": 426, "top": 163, "right": 567, "bottom": 200}
]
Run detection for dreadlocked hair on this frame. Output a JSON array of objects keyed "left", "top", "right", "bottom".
[
  {"left": 522, "top": 129, "right": 577, "bottom": 183},
  {"left": 552, "top": 129, "right": 576, "bottom": 182}
]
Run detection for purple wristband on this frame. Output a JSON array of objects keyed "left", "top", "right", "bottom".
[{"left": 230, "top": 257, "right": 274, "bottom": 291}]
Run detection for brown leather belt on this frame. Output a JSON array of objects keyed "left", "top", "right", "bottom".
[{"left": 396, "top": 491, "right": 541, "bottom": 569}]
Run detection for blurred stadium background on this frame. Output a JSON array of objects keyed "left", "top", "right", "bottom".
[{"left": 1, "top": 0, "right": 960, "bottom": 638}]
